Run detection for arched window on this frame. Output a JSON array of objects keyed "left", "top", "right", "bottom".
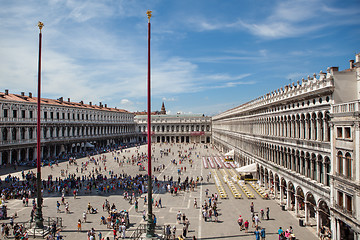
[
  {"left": 345, "top": 152, "right": 352, "bottom": 179},
  {"left": 2, "top": 128, "right": 8, "bottom": 141},
  {"left": 29, "top": 128, "right": 33, "bottom": 139},
  {"left": 337, "top": 151, "right": 343, "bottom": 175}
]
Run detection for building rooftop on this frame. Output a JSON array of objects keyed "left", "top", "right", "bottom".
[{"left": 0, "top": 90, "right": 129, "bottom": 113}]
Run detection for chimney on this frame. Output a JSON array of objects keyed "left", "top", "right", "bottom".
[
  {"left": 350, "top": 60, "right": 354, "bottom": 69},
  {"left": 29, "top": 92, "right": 32, "bottom": 98},
  {"left": 330, "top": 67, "right": 339, "bottom": 74},
  {"left": 59, "top": 97, "right": 63, "bottom": 103},
  {"left": 68, "top": 98, "right": 70, "bottom": 102},
  {"left": 5, "top": 89, "right": 8, "bottom": 95},
  {"left": 89, "top": 102, "right": 92, "bottom": 106},
  {"left": 105, "top": 104, "right": 107, "bottom": 108},
  {"left": 21, "top": 92, "right": 25, "bottom": 96},
  {"left": 99, "top": 102, "right": 102, "bottom": 107},
  {"left": 80, "top": 101, "right": 83, "bottom": 105}
]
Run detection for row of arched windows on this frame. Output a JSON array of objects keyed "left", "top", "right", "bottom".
[
  {"left": 1, "top": 125, "right": 134, "bottom": 141},
  {"left": 139, "top": 124, "right": 210, "bottom": 133},
  {"left": 337, "top": 151, "right": 353, "bottom": 179}
]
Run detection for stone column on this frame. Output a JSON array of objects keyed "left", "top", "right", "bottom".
[
  {"left": 316, "top": 208, "right": 320, "bottom": 236},
  {"left": 305, "top": 201, "right": 309, "bottom": 225},
  {"left": 287, "top": 188, "right": 291, "bottom": 210},
  {"left": 304, "top": 157, "right": 308, "bottom": 177},
  {"left": 317, "top": 160, "right": 322, "bottom": 183},
  {"left": 17, "top": 149, "right": 21, "bottom": 162},
  {"left": 330, "top": 217, "right": 337, "bottom": 240},
  {"left": 323, "top": 119, "right": 329, "bottom": 142},
  {"left": 305, "top": 120, "right": 309, "bottom": 139},
  {"left": 300, "top": 120, "right": 304, "bottom": 139},
  {"left": 33, "top": 148, "right": 36, "bottom": 160},
  {"left": 0, "top": 151, "right": 2, "bottom": 165},
  {"left": 311, "top": 159, "right": 315, "bottom": 180},
  {"left": 280, "top": 184, "right": 283, "bottom": 204},
  {"left": 295, "top": 195, "right": 299, "bottom": 215},
  {"left": 9, "top": 150, "right": 12, "bottom": 164},
  {"left": 274, "top": 180, "right": 277, "bottom": 198},
  {"left": 336, "top": 219, "right": 340, "bottom": 240},
  {"left": 317, "top": 119, "right": 322, "bottom": 141}
]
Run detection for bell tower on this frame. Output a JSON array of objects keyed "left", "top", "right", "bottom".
[{"left": 160, "top": 102, "right": 166, "bottom": 115}]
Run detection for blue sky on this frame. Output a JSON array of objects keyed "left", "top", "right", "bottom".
[{"left": 0, "top": 0, "right": 359, "bottom": 116}]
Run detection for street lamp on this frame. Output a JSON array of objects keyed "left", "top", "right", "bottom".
[
  {"left": 35, "top": 21, "right": 44, "bottom": 229},
  {"left": 146, "top": 10, "right": 154, "bottom": 238}
]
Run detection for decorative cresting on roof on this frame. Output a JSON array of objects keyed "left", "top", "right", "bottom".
[
  {"left": 213, "top": 69, "right": 335, "bottom": 120},
  {"left": 0, "top": 91, "right": 130, "bottom": 113}
]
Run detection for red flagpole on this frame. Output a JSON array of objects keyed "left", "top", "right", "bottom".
[
  {"left": 146, "top": 10, "right": 154, "bottom": 237},
  {"left": 35, "top": 21, "right": 44, "bottom": 228}
]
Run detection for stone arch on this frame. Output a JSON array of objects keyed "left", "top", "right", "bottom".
[
  {"left": 288, "top": 181, "right": 296, "bottom": 211},
  {"left": 296, "top": 186, "right": 305, "bottom": 214},
  {"left": 317, "top": 199, "right": 330, "bottom": 229},
  {"left": 305, "top": 191, "right": 317, "bottom": 224}
]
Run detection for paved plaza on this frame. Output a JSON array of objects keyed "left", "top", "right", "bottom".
[{"left": 0, "top": 143, "right": 317, "bottom": 239}]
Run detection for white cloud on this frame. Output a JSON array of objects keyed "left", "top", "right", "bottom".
[
  {"left": 182, "top": 0, "right": 359, "bottom": 39},
  {"left": 162, "top": 97, "right": 176, "bottom": 102},
  {"left": 121, "top": 99, "right": 132, "bottom": 105}
]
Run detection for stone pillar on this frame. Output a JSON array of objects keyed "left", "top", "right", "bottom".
[
  {"left": 304, "top": 157, "right": 308, "bottom": 177},
  {"left": 9, "top": 150, "right": 12, "bottom": 164},
  {"left": 311, "top": 119, "right": 316, "bottom": 140},
  {"left": 280, "top": 184, "right": 283, "bottom": 204},
  {"left": 317, "top": 161, "right": 322, "bottom": 183},
  {"left": 17, "top": 149, "right": 21, "bottom": 162},
  {"left": 295, "top": 195, "right": 299, "bottom": 216},
  {"left": 316, "top": 208, "right": 320, "bottom": 236},
  {"left": 324, "top": 119, "right": 329, "bottom": 142},
  {"left": 305, "top": 201, "right": 309, "bottom": 225},
  {"left": 274, "top": 180, "right": 277, "bottom": 198},
  {"left": 317, "top": 119, "right": 322, "bottom": 141},
  {"left": 336, "top": 219, "right": 340, "bottom": 240},
  {"left": 330, "top": 217, "right": 337, "bottom": 240},
  {"left": 305, "top": 120, "right": 309, "bottom": 139},
  {"left": 26, "top": 148, "right": 29, "bottom": 161},
  {"left": 287, "top": 188, "right": 291, "bottom": 210},
  {"left": 0, "top": 151, "right": 2, "bottom": 165}
]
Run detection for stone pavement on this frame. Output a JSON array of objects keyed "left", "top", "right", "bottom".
[{"left": 0, "top": 143, "right": 317, "bottom": 239}]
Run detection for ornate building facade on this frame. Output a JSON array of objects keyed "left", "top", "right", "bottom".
[
  {"left": 212, "top": 54, "right": 360, "bottom": 239},
  {"left": 135, "top": 112, "right": 211, "bottom": 144},
  {"left": 0, "top": 91, "right": 136, "bottom": 165}
]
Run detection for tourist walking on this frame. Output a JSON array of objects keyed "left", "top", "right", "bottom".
[
  {"left": 261, "top": 228, "right": 266, "bottom": 240},
  {"left": 77, "top": 219, "right": 81, "bottom": 232}
]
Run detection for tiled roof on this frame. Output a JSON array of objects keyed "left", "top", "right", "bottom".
[{"left": 0, "top": 92, "right": 129, "bottom": 113}]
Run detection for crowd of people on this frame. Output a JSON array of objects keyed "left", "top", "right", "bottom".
[{"left": 0, "top": 142, "right": 321, "bottom": 240}]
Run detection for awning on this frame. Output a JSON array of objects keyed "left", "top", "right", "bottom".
[
  {"left": 225, "top": 149, "right": 234, "bottom": 157},
  {"left": 235, "top": 163, "right": 257, "bottom": 173},
  {"left": 85, "top": 142, "right": 95, "bottom": 148}
]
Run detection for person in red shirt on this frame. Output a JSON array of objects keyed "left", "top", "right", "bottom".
[
  {"left": 244, "top": 219, "right": 249, "bottom": 233},
  {"left": 237, "top": 215, "right": 243, "bottom": 231}
]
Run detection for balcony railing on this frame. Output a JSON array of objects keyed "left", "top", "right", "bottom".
[
  {"left": 335, "top": 172, "right": 353, "bottom": 181},
  {"left": 335, "top": 204, "right": 355, "bottom": 217},
  {"left": 333, "top": 100, "right": 360, "bottom": 113}
]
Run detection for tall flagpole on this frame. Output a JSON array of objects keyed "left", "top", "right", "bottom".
[
  {"left": 35, "top": 21, "right": 44, "bottom": 229},
  {"left": 146, "top": 10, "right": 155, "bottom": 237}
]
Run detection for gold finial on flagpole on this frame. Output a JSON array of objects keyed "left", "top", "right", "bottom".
[
  {"left": 38, "top": 21, "right": 44, "bottom": 33},
  {"left": 146, "top": 10, "right": 152, "bottom": 22}
]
